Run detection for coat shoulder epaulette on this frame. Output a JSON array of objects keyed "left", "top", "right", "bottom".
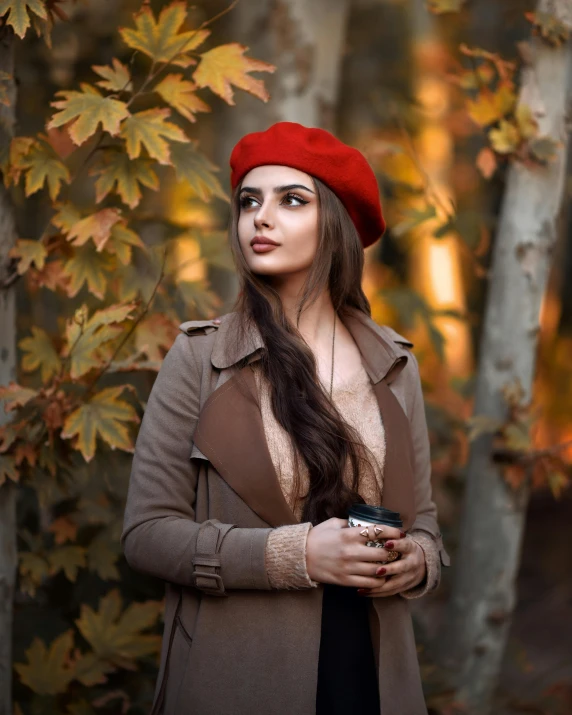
[
  {"left": 379, "top": 325, "right": 414, "bottom": 349},
  {"left": 178, "top": 319, "right": 221, "bottom": 336}
]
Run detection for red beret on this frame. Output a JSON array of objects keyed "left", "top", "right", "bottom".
[{"left": 229, "top": 121, "right": 385, "bottom": 249}]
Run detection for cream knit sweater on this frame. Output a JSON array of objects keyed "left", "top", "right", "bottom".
[{"left": 252, "top": 361, "right": 440, "bottom": 599}]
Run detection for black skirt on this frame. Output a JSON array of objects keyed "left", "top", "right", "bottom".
[{"left": 315, "top": 583, "right": 380, "bottom": 714}]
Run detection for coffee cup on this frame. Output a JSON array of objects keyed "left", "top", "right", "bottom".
[{"left": 347, "top": 504, "right": 403, "bottom": 552}]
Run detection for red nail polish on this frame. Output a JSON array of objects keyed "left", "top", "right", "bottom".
[
  {"left": 376, "top": 567, "right": 386, "bottom": 576},
  {"left": 385, "top": 541, "right": 394, "bottom": 549},
  {"left": 400, "top": 531, "right": 406, "bottom": 539},
  {"left": 357, "top": 588, "right": 369, "bottom": 595}
]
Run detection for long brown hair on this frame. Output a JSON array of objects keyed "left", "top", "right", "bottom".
[{"left": 228, "top": 175, "right": 380, "bottom": 525}]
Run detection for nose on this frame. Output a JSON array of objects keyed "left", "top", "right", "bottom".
[{"left": 253, "top": 200, "right": 274, "bottom": 230}]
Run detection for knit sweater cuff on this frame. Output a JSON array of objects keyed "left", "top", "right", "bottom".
[
  {"left": 265, "top": 522, "right": 319, "bottom": 590},
  {"left": 400, "top": 530, "right": 441, "bottom": 600}
]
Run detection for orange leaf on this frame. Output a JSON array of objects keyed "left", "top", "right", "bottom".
[
  {"left": 66, "top": 208, "right": 123, "bottom": 251},
  {"left": 154, "top": 73, "right": 210, "bottom": 122},
  {"left": 193, "top": 43, "right": 276, "bottom": 105},
  {"left": 49, "top": 516, "right": 78, "bottom": 545}
]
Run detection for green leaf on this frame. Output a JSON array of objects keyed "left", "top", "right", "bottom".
[
  {"left": 49, "top": 546, "right": 87, "bottom": 582},
  {"left": 105, "top": 223, "right": 145, "bottom": 265},
  {"left": 9, "top": 239, "right": 48, "bottom": 275},
  {"left": 14, "top": 631, "right": 75, "bottom": 695},
  {"left": 119, "top": 2, "right": 210, "bottom": 64},
  {"left": 92, "top": 58, "right": 133, "bottom": 93},
  {"left": 75, "top": 589, "right": 162, "bottom": 669},
  {"left": 13, "top": 138, "right": 70, "bottom": 200},
  {"left": 62, "top": 243, "right": 114, "bottom": 299},
  {"left": 62, "top": 386, "right": 140, "bottom": 462},
  {"left": 169, "top": 142, "right": 228, "bottom": 202},
  {"left": 0, "top": 0, "right": 47, "bottom": 39},
  {"left": 121, "top": 108, "right": 189, "bottom": 165},
  {"left": 0, "top": 454, "right": 18, "bottom": 485},
  {"left": 90, "top": 149, "right": 159, "bottom": 209},
  {"left": 48, "top": 84, "right": 130, "bottom": 146},
  {"left": 19, "top": 327, "right": 61, "bottom": 382},
  {"left": 0, "top": 382, "right": 38, "bottom": 411},
  {"left": 87, "top": 532, "right": 120, "bottom": 581}
]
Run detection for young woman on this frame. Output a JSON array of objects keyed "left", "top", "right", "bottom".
[{"left": 121, "top": 121, "right": 449, "bottom": 715}]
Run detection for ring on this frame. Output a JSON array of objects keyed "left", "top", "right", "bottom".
[
  {"left": 373, "top": 525, "right": 384, "bottom": 537},
  {"left": 386, "top": 550, "right": 400, "bottom": 562},
  {"left": 359, "top": 528, "right": 369, "bottom": 538}
]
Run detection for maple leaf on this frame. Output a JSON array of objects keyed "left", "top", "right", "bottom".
[
  {"left": 526, "top": 11, "right": 571, "bottom": 47},
  {"left": 135, "top": 314, "right": 178, "bottom": 361},
  {"left": 121, "top": 108, "right": 189, "bottom": 165},
  {"left": 427, "top": 0, "right": 465, "bottom": 12},
  {"left": 528, "top": 136, "right": 560, "bottom": 164},
  {"left": 119, "top": 2, "right": 210, "bottom": 64},
  {"left": 0, "top": 454, "right": 18, "bottom": 485},
  {"left": 48, "top": 84, "right": 130, "bottom": 146},
  {"left": 49, "top": 546, "right": 87, "bottom": 581},
  {"left": 154, "top": 73, "right": 210, "bottom": 122},
  {"left": 0, "top": 0, "right": 47, "bottom": 39},
  {"left": 105, "top": 223, "right": 145, "bottom": 265},
  {"left": 64, "top": 301, "right": 138, "bottom": 379},
  {"left": 466, "top": 84, "right": 516, "bottom": 127},
  {"left": 169, "top": 142, "right": 228, "bottom": 202},
  {"left": 92, "top": 58, "right": 133, "bottom": 93},
  {"left": 0, "top": 70, "right": 11, "bottom": 107},
  {"left": 9, "top": 239, "right": 48, "bottom": 275},
  {"left": 75, "top": 589, "right": 162, "bottom": 670},
  {"left": 476, "top": 147, "right": 497, "bottom": 179},
  {"left": 62, "top": 243, "right": 114, "bottom": 299},
  {"left": 18, "top": 551, "right": 49, "bottom": 595},
  {"left": 19, "top": 327, "right": 62, "bottom": 382},
  {"left": 67, "top": 208, "right": 123, "bottom": 252},
  {"left": 52, "top": 201, "right": 82, "bottom": 233},
  {"left": 90, "top": 149, "right": 159, "bottom": 209},
  {"left": 9, "top": 137, "right": 70, "bottom": 200},
  {"left": 72, "top": 653, "right": 114, "bottom": 688},
  {"left": 14, "top": 442, "right": 37, "bottom": 468},
  {"left": 515, "top": 104, "right": 538, "bottom": 140},
  {"left": 488, "top": 119, "right": 521, "bottom": 154},
  {"left": 14, "top": 630, "right": 75, "bottom": 695},
  {"left": 62, "top": 386, "right": 139, "bottom": 462},
  {"left": 28, "top": 258, "right": 71, "bottom": 294},
  {"left": 0, "top": 382, "right": 38, "bottom": 411},
  {"left": 87, "top": 532, "right": 120, "bottom": 581},
  {"left": 49, "top": 516, "right": 78, "bottom": 545},
  {"left": 193, "top": 43, "right": 276, "bottom": 105},
  {"left": 6, "top": 136, "right": 35, "bottom": 185}
]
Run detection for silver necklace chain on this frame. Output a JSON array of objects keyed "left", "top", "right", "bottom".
[{"left": 329, "top": 312, "right": 336, "bottom": 400}]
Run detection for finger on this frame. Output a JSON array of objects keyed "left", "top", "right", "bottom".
[
  {"left": 381, "top": 536, "right": 413, "bottom": 556},
  {"left": 351, "top": 544, "right": 400, "bottom": 563},
  {"left": 363, "top": 574, "right": 414, "bottom": 597}
]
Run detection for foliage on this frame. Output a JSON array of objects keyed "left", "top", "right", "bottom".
[{"left": 0, "top": 1, "right": 275, "bottom": 711}]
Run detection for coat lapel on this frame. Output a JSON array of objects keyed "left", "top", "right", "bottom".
[
  {"left": 192, "top": 364, "right": 298, "bottom": 528},
  {"left": 192, "top": 309, "right": 417, "bottom": 530}
]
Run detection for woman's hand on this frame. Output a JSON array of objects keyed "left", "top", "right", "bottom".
[
  {"left": 306, "top": 517, "right": 407, "bottom": 590},
  {"left": 359, "top": 536, "right": 426, "bottom": 597}
]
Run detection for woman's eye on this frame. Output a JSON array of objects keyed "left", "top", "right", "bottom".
[
  {"left": 239, "top": 193, "right": 308, "bottom": 209},
  {"left": 239, "top": 196, "right": 257, "bottom": 209},
  {"left": 282, "top": 193, "right": 308, "bottom": 206}
]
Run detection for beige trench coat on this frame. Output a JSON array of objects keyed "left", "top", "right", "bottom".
[{"left": 121, "top": 306, "right": 450, "bottom": 715}]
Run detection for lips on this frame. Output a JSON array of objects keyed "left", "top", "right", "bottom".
[{"left": 250, "top": 236, "right": 279, "bottom": 247}]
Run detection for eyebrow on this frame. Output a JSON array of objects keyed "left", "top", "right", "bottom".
[{"left": 239, "top": 183, "right": 315, "bottom": 195}]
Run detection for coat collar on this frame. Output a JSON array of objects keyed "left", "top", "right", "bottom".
[
  {"left": 210, "top": 306, "right": 413, "bottom": 385},
  {"left": 192, "top": 307, "right": 417, "bottom": 530}
]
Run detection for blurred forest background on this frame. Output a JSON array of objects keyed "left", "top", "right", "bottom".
[{"left": 0, "top": 0, "right": 571, "bottom": 714}]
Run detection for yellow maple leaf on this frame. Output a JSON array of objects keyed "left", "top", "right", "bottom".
[
  {"left": 9, "top": 238, "right": 48, "bottom": 275},
  {"left": 135, "top": 314, "right": 179, "bottom": 362},
  {"left": 154, "top": 73, "right": 210, "bottom": 122},
  {"left": 466, "top": 83, "right": 516, "bottom": 127},
  {"left": 62, "top": 243, "right": 115, "bottom": 299},
  {"left": 193, "top": 43, "right": 276, "bottom": 105},
  {"left": 90, "top": 150, "right": 159, "bottom": 209},
  {"left": 74, "top": 589, "right": 162, "bottom": 669},
  {"left": 119, "top": 1, "right": 210, "bottom": 64},
  {"left": 92, "top": 58, "right": 133, "bottom": 93},
  {"left": 169, "top": 142, "right": 228, "bottom": 202},
  {"left": 62, "top": 386, "right": 139, "bottom": 461},
  {"left": 48, "top": 84, "right": 130, "bottom": 146},
  {"left": 49, "top": 545, "right": 87, "bottom": 582},
  {"left": 14, "top": 631, "right": 75, "bottom": 695},
  {"left": 6, "top": 136, "right": 35, "bottom": 185},
  {"left": 488, "top": 119, "right": 521, "bottom": 154},
  {"left": 105, "top": 223, "right": 145, "bottom": 265},
  {"left": 9, "top": 137, "right": 70, "bottom": 200},
  {"left": 121, "top": 108, "right": 189, "bottom": 165},
  {"left": 515, "top": 103, "right": 538, "bottom": 140},
  {"left": 67, "top": 208, "right": 123, "bottom": 251},
  {"left": 64, "top": 301, "right": 138, "bottom": 379},
  {"left": 0, "top": 0, "right": 47, "bottom": 39},
  {"left": 19, "top": 327, "right": 62, "bottom": 382},
  {"left": 52, "top": 201, "right": 82, "bottom": 234}
]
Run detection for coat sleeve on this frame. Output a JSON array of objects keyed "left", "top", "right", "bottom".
[
  {"left": 399, "top": 351, "right": 450, "bottom": 599},
  {"left": 121, "top": 333, "right": 273, "bottom": 595}
]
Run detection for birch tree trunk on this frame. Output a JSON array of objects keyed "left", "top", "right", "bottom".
[
  {"left": 442, "top": 3, "right": 572, "bottom": 712},
  {"left": 0, "top": 25, "right": 17, "bottom": 715}
]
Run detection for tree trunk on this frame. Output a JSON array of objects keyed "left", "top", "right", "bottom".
[
  {"left": 0, "top": 25, "right": 17, "bottom": 715},
  {"left": 442, "top": 2, "right": 572, "bottom": 712}
]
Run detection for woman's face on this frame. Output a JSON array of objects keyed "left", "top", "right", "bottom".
[{"left": 237, "top": 165, "right": 319, "bottom": 281}]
